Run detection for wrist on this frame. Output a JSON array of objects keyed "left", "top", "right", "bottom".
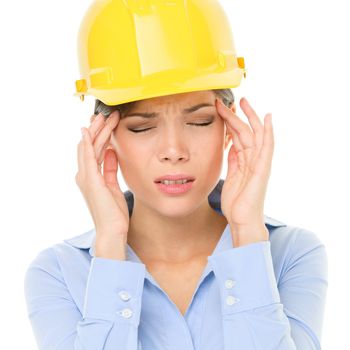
[
  {"left": 229, "top": 223, "right": 269, "bottom": 247},
  {"left": 95, "top": 232, "right": 128, "bottom": 260}
]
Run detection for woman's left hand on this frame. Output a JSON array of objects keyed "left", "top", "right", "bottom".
[{"left": 215, "top": 97, "right": 274, "bottom": 246}]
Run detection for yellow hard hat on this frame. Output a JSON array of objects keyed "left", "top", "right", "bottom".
[{"left": 74, "top": 0, "right": 246, "bottom": 106}]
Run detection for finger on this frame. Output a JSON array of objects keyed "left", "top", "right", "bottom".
[
  {"left": 239, "top": 97, "right": 264, "bottom": 132},
  {"left": 93, "top": 111, "right": 120, "bottom": 162},
  {"left": 89, "top": 113, "right": 107, "bottom": 142},
  {"left": 97, "top": 138, "right": 113, "bottom": 165},
  {"left": 256, "top": 113, "right": 274, "bottom": 173},
  {"left": 81, "top": 127, "right": 100, "bottom": 175},
  {"left": 225, "top": 115, "right": 255, "bottom": 165},
  {"left": 240, "top": 97, "right": 264, "bottom": 151},
  {"left": 225, "top": 118, "right": 258, "bottom": 173},
  {"left": 103, "top": 148, "right": 121, "bottom": 190},
  {"left": 103, "top": 149, "right": 126, "bottom": 203},
  {"left": 216, "top": 98, "right": 255, "bottom": 148},
  {"left": 77, "top": 132, "right": 85, "bottom": 177},
  {"left": 226, "top": 122, "right": 243, "bottom": 152},
  {"left": 225, "top": 124, "right": 249, "bottom": 174}
]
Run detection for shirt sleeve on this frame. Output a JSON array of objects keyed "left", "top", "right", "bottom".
[
  {"left": 24, "top": 247, "right": 146, "bottom": 350},
  {"left": 207, "top": 229, "right": 328, "bottom": 350}
]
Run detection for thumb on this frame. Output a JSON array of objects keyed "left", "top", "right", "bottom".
[{"left": 103, "top": 149, "right": 122, "bottom": 193}]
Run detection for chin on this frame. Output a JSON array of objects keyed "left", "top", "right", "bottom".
[{"left": 153, "top": 196, "right": 206, "bottom": 218}]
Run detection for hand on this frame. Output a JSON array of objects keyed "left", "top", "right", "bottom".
[
  {"left": 215, "top": 97, "right": 274, "bottom": 244},
  {"left": 76, "top": 111, "right": 130, "bottom": 243}
]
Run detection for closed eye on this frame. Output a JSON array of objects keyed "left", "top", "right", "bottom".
[{"left": 128, "top": 121, "right": 213, "bottom": 133}]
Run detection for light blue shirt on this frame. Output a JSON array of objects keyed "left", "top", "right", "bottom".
[{"left": 24, "top": 179, "right": 328, "bottom": 349}]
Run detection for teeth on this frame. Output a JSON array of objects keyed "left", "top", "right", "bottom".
[{"left": 160, "top": 179, "right": 189, "bottom": 185}]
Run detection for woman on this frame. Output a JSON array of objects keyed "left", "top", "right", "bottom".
[{"left": 24, "top": 1, "right": 328, "bottom": 349}]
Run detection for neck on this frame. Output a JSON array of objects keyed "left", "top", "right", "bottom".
[{"left": 127, "top": 198, "right": 228, "bottom": 264}]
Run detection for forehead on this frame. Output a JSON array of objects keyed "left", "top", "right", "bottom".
[{"left": 131, "top": 90, "right": 215, "bottom": 110}]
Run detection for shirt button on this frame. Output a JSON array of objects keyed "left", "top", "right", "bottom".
[
  {"left": 226, "top": 295, "right": 240, "bottom": 306},
  {"left": 225, "top": 279, "right": 236, "bottom": 289},
  {"left": 118, "top": 290, "right": 131, "bottom": 301},
  {"left": 120, "top": 308, "right": 133, "bottom": 318}
]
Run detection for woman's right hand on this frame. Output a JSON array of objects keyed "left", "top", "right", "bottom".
[{"left": 76, "top": 111, "right": 130, "bottom": 258}]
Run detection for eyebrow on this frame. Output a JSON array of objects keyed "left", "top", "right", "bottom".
[{"left": 124, "top": 103, "right": 215, "bottom": 119}]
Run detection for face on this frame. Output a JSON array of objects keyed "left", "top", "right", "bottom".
[{"left": 109, "top": 90, "right": 235, "bottom": 218}]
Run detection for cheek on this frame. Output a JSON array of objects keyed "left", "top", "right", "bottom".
[
  {"left": 112, "top": 129, "right": 145, "bottom": 169},
  {"left": 187, "top": 129, "right": 224, "bottom": 176},
  {"left": 196, "top": 122, "right": 225, "bottom": 151}
]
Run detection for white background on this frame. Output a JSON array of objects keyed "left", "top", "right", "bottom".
[{"left": 0, "top": 0, "right": 349, "bottom": 348}]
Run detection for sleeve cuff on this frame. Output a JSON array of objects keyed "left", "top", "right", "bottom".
[
  {"left": 83, "top": 257, "right": 146, "bottom": 325},
  {"left": 207, "top": 241, "right": 281, "bottom": 315}
]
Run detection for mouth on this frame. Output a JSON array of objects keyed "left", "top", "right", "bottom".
[
  {"left": 155, "top": 179, "right": 195, "bottom": 184},
  {"left": 154, "top": 174, "right": 196, "bottom": 184},
  {"left": 154, "top": 177, "right": 195, "bottom": 194}
]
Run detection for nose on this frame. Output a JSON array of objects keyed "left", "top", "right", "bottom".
[{"left": 157, "top": 126, "right": 190, "bottom": 163}]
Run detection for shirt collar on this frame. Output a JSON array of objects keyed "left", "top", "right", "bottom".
[{"left": 64, "top": 179, "right": 286, "bottom": 283}]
